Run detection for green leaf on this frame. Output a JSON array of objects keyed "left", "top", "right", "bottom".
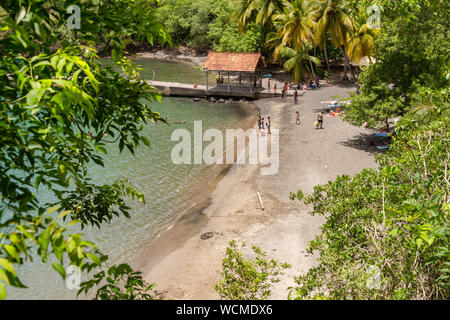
[
  {"left": 16, "top": 6, "right": 27, "bottom": 24},
  {"left": 26, "top": 88, "right": 46, "bottom": 105},
  {"left": 4, "top": 245, "right": 19, "bottom": 262},
  {"left": 141, "top": 136, "right": 151, "bottom": 147},
  {"left": 416, "top": 238, "right": 423, "bottom": 248},
  {"left": 27, "top": 141, "right": 42, "bottom": 150},
  {"left": 38, "top": 229, "right": 51, "bottom": 260},
  {"left": 52, "top": 262, "right": 66, "bottom": 279},
  {"left": 67, "top": 220, "right": 81, "bottom": 227},
  {"left": 0, "top": 269, "right": 11, "bottom": 285},
  {"left": 86, "top": 253, "right": 101, "bottom": 265},
  {"left": 48, "top": 205, "right": 59, "bottom": 215},
  {"left": 66, "top": 239, "right": 76, "bottom": 253},
  {"left": 51, "top": 92, "right": 65, "bottom": 107},
  {"left": 388, "top": 228, "right": 398, "bottom": 237},
  {"left": 58, "top": 210, "right": 72, "bottom": 219},
  {"left": 57, "top": 163, "right": 67, "bottom": 182},
  {"left": 0, "top": 258, "right": 15, "bottom": 275},
  {"left": 0, "top": 281, "right": 6, "bottom": 300},
  {"left": 34, "top": 61, "right": 52, "bottom": 68}
]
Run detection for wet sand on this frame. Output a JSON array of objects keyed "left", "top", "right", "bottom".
[{"left": 142, "top": 81, "right": 379, "bottom": 299}]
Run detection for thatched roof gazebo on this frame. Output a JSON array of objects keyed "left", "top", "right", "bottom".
[{"left": 202, "top": 52, "right": 264, "bottom": 96}]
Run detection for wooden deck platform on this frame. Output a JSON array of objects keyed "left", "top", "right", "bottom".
[
  {"left": 147, "top": 80, "right": 264, "bottom": 99},
  {"left": 146, "top": 80, "right": 321, "bottom": 100}
]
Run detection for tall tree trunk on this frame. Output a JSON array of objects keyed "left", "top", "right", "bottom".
[
  {"left": 342, "top": 62, "right": 348, "bottom": 79},
  {"left": 304, "top": 44, "right": 316, "bottom": 79},
  {"left": 324, "top": 45, "right": 330, "bottom": 72},
  {"left": 308, "top": 59, "right": 316, "bottom": 79},
  {"left": 339, "top": 46, "right": 357, "bottom": 83}
]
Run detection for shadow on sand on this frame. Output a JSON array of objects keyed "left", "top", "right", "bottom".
[
  {"left": 312, "top": 107, "right": 331, "bottom": 113},
  {"left": 339, "top": 132, "right": 388, "bottom": 155}
]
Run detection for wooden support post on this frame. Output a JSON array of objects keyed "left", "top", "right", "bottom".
[
  {"left": 227, "top": 71, "right": 230, "bottom": 92},
  {"left": 206, "top": 70, "right": 208, "bottom": 96},
  {"left": 259, "top": 67, "right": 263, "bottom": 88}
]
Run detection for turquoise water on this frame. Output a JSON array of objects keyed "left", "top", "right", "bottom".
[
  {"left": 102, "top": 58, "right": 216, "bottom": 85},
  {"left": 8, "top": 61, "right": 253, "bottom": 299}
]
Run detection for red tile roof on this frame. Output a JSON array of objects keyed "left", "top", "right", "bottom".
[{"left": 203, "top": 52, "right": 263, "bottom": 72}]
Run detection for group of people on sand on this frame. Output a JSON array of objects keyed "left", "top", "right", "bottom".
[
  {"left": 269, "top": 75, "right": 320, "bottom": 104},
  {"left": 258, "top": 114, "right": 271, "bottom": 135},
  {"left": 294, "top": 110, "right": 324, "bottom": 129},
  {"left": 293, "top": 111, "right": 325, "bottom": 129},
  {"left": 164, "top": 117, "right": 185, "bottom": 124}
]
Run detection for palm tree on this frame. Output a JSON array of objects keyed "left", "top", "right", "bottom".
[
  {"left": 346, "top": 22, "right": 379, "bottom": 64},
  {"left": 233, "top": 0, "right": 259, "bottom": 32},
  {"left": 233, "top": 0, "right": 287, "bottom": 32},
  {"left": 280, "top": 46, "right": 320, "bottom": 82},
  {"left": 309, "top": 0, "right": 357, "bottom": 82},
  {"left": 256, "top": 0, "right": 288, "bottom": 26},
  {"left": 265, "top": 30, "right": 286, "bottom": 62},
  {"left": 274, "top": 0, "right": 314, "bottom": 51},
  {"left": 273, "top": 0, "right": 317, "bottom": 76}
]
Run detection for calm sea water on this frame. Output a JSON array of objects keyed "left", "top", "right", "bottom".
[
  {"left": 8, "top": 61, "right": 253, "bottom": 300},
  {"left": 102, "top": 58, "right": 216, "bottom": 85}
]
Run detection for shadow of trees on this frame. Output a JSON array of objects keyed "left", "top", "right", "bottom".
[{"left": 339, "top": 132, "right": 388, "bottom": 155}]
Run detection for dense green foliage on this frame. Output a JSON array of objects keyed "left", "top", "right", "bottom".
[
  {"left": 344, "top": 0, "right": 450, "bottom": 129},
  {"left": 155, "top": 0, "right": 265, "bottom": 52},
  {"left": 215, "top": 241, "right": 291, "bottom": 300},
  {"left": 155, "top": 0, "right": 383, "bottom": 81},
  {"left": 0, "top": 0, "right": 170, "bottom": 299},
  {"left": 290, "top": 113, "right": 449, "bottom": 299},
  {"left": 231, "top": 0, "right": 382, "bottom": 81},
  {"left": 79, "top": 263, "right": 156, "bottom": 300}
]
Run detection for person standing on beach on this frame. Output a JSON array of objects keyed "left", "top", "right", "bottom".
[
  {"left": 266, "top": 116, "right": 271, "bottom": 134},
  {"left": 274, "top": 83, "right": 277, "bottom": 96},
  {"left": 296, "top": 111, "right": 301, "bottom": 125},
  {"left": 258, "top": 115, "right": 262, "bottom": 128},
  {"left": 260, "top": 117, "right": 266, "bottom": 135},
  {"left": 281, "top": 88, "right": 286, "bottom": 102},
  {"left": 317, "top": 111, "right": 324, "bottom": 129}
]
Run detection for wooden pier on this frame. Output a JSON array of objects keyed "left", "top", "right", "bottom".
[{"left": 148, "top": 52, "right": 276, "bottom": 99}]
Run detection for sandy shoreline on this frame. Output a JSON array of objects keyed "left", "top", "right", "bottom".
[
  {"left": 133, "top": 102, "right": 258, "bottom": 276},
  {"left": 141, "top": 81, "right": 379, "bottom": 300}
]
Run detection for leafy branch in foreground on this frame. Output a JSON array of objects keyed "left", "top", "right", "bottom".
[
  {"left": 78, "top": 263, "right": 156, "bottom": 300},
  {"left": 0, "top": 0, "right": 170, "bottom": 299},
  {"left": 289, "top": 114, "right": 449, "bottom": 300},
  {"left": 215, "top": 240, "right": 291, "bottom": 300}
]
